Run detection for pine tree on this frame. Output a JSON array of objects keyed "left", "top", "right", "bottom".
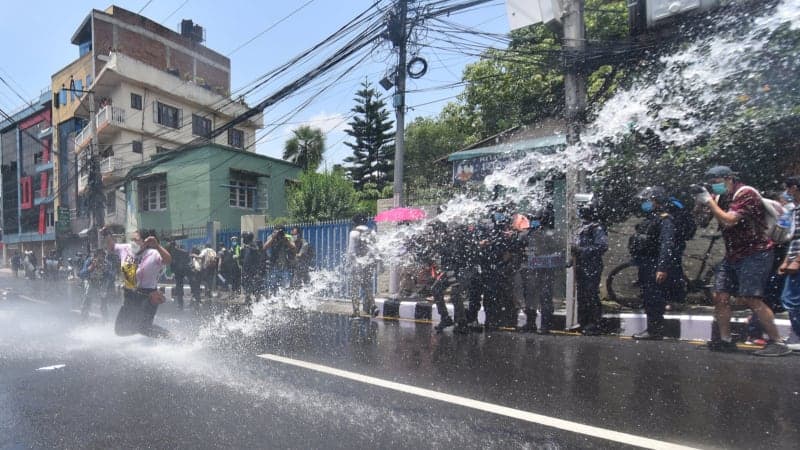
[{"left": 343, "top": 81, "right": 395, "bottom": 191}]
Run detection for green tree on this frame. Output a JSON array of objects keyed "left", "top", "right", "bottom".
[
  {"left": 283, "top": 125, "right": 326, "bottom": 172},
  {"left": 287, "top": 171, "right": 359, "bottom": 222},
  {"left": 404, "top": 103, "right": 474, "bottom": 192},
  {"left": 458, "top": 0, "right": 628, "bottom": 139},
  {"left": 343, "top": 81, "right": 395, "bottom": 191}
]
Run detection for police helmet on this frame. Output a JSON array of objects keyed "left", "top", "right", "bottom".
[{"left": 635, "top": 186, "right": 669, "bottom": 205}]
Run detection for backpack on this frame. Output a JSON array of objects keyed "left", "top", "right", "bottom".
[
  {"left": 733, "top": 186, "right": 794, "bottom": 245},
  {"left": 667, "top": 198, "right": 697, "bottom": 243}
]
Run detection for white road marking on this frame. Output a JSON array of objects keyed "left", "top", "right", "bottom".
[
  {"left": 258, "top": 353, "right": 700, "bottom": 450},
  {"left": 36, "top": 364, "right": 66, "bottom": 371},
  {"left": 20, "top": 294, "right": 48, "bottom": 305}
]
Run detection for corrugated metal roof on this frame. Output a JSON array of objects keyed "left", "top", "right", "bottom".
[{"left": 447, "top": 134, "right": 567, "bottom": 161}]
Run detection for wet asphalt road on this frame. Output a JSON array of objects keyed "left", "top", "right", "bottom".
[{"left": 1, "top": 276, "right": 799, "bottom": 449}]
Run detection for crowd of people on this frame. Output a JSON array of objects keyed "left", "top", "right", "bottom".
[
  {"left": 162, "top": 226, "right": 316, "bottom": 310},
  {"left": 387, "top": 165, "right": 800, "bottom": 357},
  {"left": 10, "top": 164, "right": 800, "bottom": 354}
]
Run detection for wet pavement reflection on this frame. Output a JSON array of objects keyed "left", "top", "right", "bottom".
[{"left": 1, "top": 280, "right": 799, "bottom": 449}]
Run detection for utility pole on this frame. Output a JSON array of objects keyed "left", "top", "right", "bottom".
[
  {"left": 85, "top": 88, "right": 104, "bottom": 250},
  {"left": 392, "top": 0, "right": 408, "bottom": 209},
  {"left": 562, "top": 0, "right": 586, "bottom": 330},
  {"left": 389, "top": 0, "right": 408, "bottom": 297}
]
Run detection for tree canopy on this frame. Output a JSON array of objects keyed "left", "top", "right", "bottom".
[
  {"left": 283, "top": 125, "right": 326, "bottom": 172},
  {"left": 287, "top": 171, "right": 359, "bottom": 222}
]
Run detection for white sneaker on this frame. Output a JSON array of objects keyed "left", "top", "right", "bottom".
[{"left": 786, "top": 342, "right": 800, "bottom": 351}]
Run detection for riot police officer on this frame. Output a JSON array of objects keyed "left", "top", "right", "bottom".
[
  {"left": 629, "top": 186, "right": 683, "bottom": 340},
  {"left": 572, "top": 194, "right": 608, "bottom": 335}
]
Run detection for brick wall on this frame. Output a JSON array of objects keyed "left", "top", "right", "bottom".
[{"left": 92, "top": 7, "right": 230, "bottom": 92}]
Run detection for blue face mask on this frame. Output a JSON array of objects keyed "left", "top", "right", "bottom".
[
  {"left": 529, "top": 220, "right": 541, "bottom": 229},
  {"left": 640, "top": 201, "right": 654, "bottom": 213},
  {"left": 711, "top": 182, "right": 727, "bottom": 195}
]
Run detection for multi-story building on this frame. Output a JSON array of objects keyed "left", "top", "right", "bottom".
[
  {"left": 0, "top": 91, "right": 56, "bottom": 263},
  {"left": 51, "top": 5, "right": 262, "bottom": 253}
]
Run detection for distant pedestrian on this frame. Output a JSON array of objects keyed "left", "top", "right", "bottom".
[
  {"left": 347, "top": 214, "right": 378, "bottom": 318},
  {"left": 695, "top": 165, "right": 790, "bottom": 356},
  {"left": 263, "top": 226, "right": 295, "bottom": 296},
  {"left": 167, "top": 241, "right": 191, "bottom": 311},
  {"left": 80, "top": 249, "right": 112, "bottom": 320},
  {"left": 10, "top": 251, "right": 21, "bottom": 278},
  {"left": 199, "top": 244, "right": 218, "bottom": 298},
  {"left": 240, "top": 232, "right": 262, "bottom": 304},
  {"left": 290, "top": 227, "right": 314, "bottom": 288}
]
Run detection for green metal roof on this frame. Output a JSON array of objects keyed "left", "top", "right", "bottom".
[{"left": 447, "top": 134, "right": 567, "bottom": 161}]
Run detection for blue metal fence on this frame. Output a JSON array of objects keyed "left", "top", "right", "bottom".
[{"left": 218, "top": 220, "right": 353, "bottom": 271}]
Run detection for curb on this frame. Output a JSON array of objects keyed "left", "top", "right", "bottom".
[
  {"left": 153, "top": 284, "right": 794, "bottom": 342},
  {"left": 372, "top": 298, "right": 794, "bottom": 341}
]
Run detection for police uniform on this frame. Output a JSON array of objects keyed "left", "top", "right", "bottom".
[
  {"left": 630, "top": 212, "right": 683, "bottom": 337},
  {"left": 573, "top": 220, "right": 608, "bottom": 333}
]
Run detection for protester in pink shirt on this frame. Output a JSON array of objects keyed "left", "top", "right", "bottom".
[{"left": 104, "top": 228, "right": 172, "bottom": 338}]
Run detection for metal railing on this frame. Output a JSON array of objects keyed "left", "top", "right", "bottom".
[
  {"left": 99, "top": 156, "right": 124, "bottom": 175},
  {"left": 74, "top": 105, "right": 126, "bottom": 149},
  {"left": 96, "top": 105, "right": 125, "bottom": 129}
]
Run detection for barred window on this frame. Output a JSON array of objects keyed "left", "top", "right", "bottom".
[
  {"left": 140, "top": 175, "right": 168, "bottom": 211},
  {"left": 229, "top": 172, "right": 257, "bottom": 209},
  {"left": 155, "top": 101, "right": 181, "bottom": 129},
  {"left": 228, "top": 128, "right": 244, "bottom": 149}
]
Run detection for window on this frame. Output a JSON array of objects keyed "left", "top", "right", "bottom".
[
  {"left": 139, "top": 176, "right": 168, "bottom": 211},
  {"left": 229, "top": 172, "right": 257, "bottom": 209},
  {"left": 106, "top": 191, "right": 116, "bottom": 215},
  {"left": 192, "top": 114, "right": 212, "bottom": 138},
  {"left": 131, "top": 93, "right": 143, "bottom": 110},
  {"left": 132, "top": 140, "right": 143, "bottom": 154},
  {"left": 228, "top": 128, "right": 244, "bottom": 149},
  {"left": 155, "top": 101, "right": 181, "bottom": 129}
]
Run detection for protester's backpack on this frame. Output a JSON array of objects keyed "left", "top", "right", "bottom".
[
  {"left": 733, "top": 186, "right": 794, "bottom": 245},
  {"left": 667, "top": 197, "right": 697, "bottom": 244}
]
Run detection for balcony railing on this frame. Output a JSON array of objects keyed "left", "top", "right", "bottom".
[
  {"left": 75, "top": 126, "right": 92, "bottom": 150},
  {"left": 99, "top": 156, "right": 124, "bottom": 175},
  {"left": 96, "top": 105, "right": 125, "bottom": 130},
  {"left": 74, "top": 105, "right": 126, "bottom": 151}
]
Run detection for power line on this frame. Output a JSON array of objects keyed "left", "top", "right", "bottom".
[
  {"left": 227, "top": 0, "right": 318, "bottom": 56},
  {"left": 137, "top": 0, "right": 154, "bottom": 15},
  {"left": 163, "top": 0, "right": 190, "bottom": 22}
]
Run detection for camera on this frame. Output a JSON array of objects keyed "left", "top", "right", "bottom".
[{"left": 689, "top": 183, "right": 710, "bottom": 194}]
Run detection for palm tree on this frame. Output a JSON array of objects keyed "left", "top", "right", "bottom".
[{"left": 283, "top": 125, "right": 326, "bottom": 172}]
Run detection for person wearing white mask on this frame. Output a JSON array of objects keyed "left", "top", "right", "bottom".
[{"left": 104, "top": 228, "right": 172, "bottom": 338}]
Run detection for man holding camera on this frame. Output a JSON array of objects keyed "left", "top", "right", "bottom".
[{"left": 695, "top": 165, "right": 790, "bottom": 356}]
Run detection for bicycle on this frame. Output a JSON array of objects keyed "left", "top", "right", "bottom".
[{"left": 606, "top": 234, "right": 721, "bottom": 308}]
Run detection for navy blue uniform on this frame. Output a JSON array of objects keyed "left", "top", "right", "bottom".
[
  {"left": 630, "top": 213, "right": 684, "bottom": 335},
  {"left": 573, "top": 221, "right": 608, "bottom": 331}
]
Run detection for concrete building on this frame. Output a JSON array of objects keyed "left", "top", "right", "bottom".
[
  {"left": 51, "top": 5, "right": 262, "bottom": 253},
  {"left": 124, "top": 144, "right": 301, "bottom": 234},
  {"left": 0, "top": 91, "right": 55, "bottom": 263}
]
